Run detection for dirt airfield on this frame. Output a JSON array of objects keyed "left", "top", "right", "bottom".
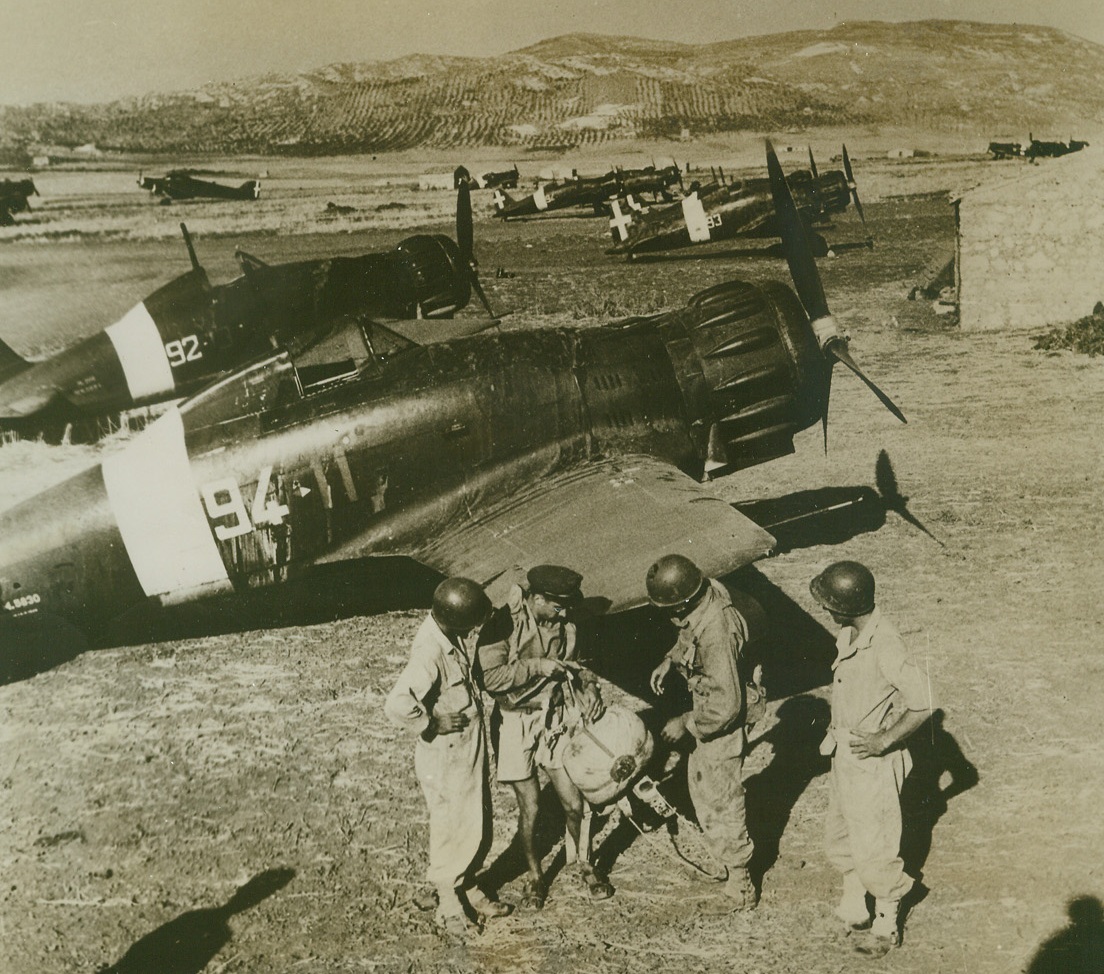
[{"left": 2, "top": 142, "right": 1103, "bottom": 974}]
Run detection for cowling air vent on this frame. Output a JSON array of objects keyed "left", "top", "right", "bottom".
[{"left": 673, "top": 279, "right": 826, "bottom": 475}]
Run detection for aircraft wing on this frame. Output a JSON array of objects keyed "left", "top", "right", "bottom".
[
  {"left": 409, "top": 454, "right": 776, "bottom": 612},
  {"left": 380, "top": 318, "right": 499, "bottom": 344}
]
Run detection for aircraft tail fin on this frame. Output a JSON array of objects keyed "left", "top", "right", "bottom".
[
  {"left": 0, "top": 337, "right": 31, "bottom": 383},
  {"left": 492, "top": 189, "right": 516, "bottom": 215},
  {"left": 241, "top": 180, "right": 261, "bottom": 200}
]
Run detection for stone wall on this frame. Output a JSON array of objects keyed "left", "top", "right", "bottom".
[{"left": 957, "top": 152, "right": 1104, "bottom": 331}]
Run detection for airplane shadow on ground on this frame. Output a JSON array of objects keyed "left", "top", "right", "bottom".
[
  {"left": 1026, "top": 896, "right": 1104, "bottom": 974},
  {"left": 95, "top": 867, "right": 295, "bottom": 974}
]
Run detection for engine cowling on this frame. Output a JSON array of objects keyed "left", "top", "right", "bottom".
[{"left": 657, "top": 279, "right": 828, "bottom": 474}]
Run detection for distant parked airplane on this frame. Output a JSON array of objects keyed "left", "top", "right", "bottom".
[{"left": 137, "top": 170, "right": 260, "bottom": 203}]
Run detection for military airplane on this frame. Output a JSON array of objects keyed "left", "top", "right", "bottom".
[
  {"left": 614, "top": 162, "right": 684, "bottom": 203},
  {"left": 0, "top": 188, "right": 494, "bottom": 439},
  {"left": 1024, "top": 134, "right": 1089, "bottom": 160},
  {"left": 138, "top": 170, "right": 261, "bottom": 203},
  {"left": 492, "top": 162, "right": 682, "bottom": 220},
  {"left": 0, "top": 142, "right": 906, "bottom": 643},
  {"left": 606, "top": 148, "right": 868, "bottom": 260},
  {"left": 493, "top": 168, "right": 623, "bottom": 219},
  {"left": 987, "top": 141, "right": 1023, "bottom": 160},
  {"left": 454, "top": 165, "right": 520, "bottom": 190},
  {"left": 0, "top": 177, "right": 39, "bottom": 226}
]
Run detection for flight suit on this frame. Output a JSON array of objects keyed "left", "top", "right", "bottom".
[
  {"left": 384, "top": 613, "right": 490, "bottom": 897},
  {"left": 666, "top": 579, "right": 754, "bottom": 871},
  {"left": 821, "top": 607, "right": 934, "bottom": 902}
]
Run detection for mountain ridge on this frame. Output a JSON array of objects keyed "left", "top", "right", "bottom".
[{"left": 1, "top": 20, "right": 1101, "bottom": 158}]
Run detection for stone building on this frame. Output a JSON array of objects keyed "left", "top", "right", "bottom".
[{"left": 954, "top": 148, "right": 1104, "bottom": 330}]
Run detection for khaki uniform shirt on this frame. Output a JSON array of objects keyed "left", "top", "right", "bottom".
[
  {"left": 477, "top": 584, "right": 587, "bottom": 711},
  {"left": 385, "top": 613, "right": 482, "bottom": 737},
  {"left": 821, "top": 607, "right": 934, "bottom": 759}
]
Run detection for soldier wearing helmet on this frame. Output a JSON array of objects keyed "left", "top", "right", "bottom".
[
  {"left": 477, "top": 565, "right": 613, "bottom": 909},
  {"left": 384, "top": 577, "right": 511, "bottom": 937},
  {"left": 810, "top": 560, "right": 935, "bottom": 954},
  {"left": 646, "top": 553, "right": 759, "bottom": 912}
]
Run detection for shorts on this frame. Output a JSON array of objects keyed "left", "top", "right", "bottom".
[{"left": 494, "top": 706, "right": 567, "bottom": 782}]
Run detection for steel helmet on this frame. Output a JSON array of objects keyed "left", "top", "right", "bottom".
[
  {"left": 645, "top": 554, "right": 705, "bottom": 608},
  {"left": 809, "top": 561, "right": 875, "bottom": 616},
  {"left": 431, "top": 577, "right": 492, "bottom": 633}
]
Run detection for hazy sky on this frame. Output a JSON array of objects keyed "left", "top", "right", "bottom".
[{"left": 2, "top": 0, "right": 1102, "bottom": 105}]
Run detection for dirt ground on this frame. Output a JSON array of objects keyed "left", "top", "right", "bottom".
[{"left": 1, "top": 146, "right": 1103, "bottom": 974}]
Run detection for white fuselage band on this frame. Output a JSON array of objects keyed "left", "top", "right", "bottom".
[
  {"left": 101, "top": 408, "right": 231, "bottom": 600},
  {"left": 105, "top": 302, "right": 176, "bottom": 403},
  {"left": 682, "top": 193, "right": 711, "bottom": 242}
]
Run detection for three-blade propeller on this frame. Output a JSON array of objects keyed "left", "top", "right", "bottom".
[
  {"left": 456, "top": 182, "right": 496, "bottom": 318},
  {"left": 766, "top": 139, "right": 905, "bottom": 451}
]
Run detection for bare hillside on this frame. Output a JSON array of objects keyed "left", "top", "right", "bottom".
[{"left": 1, "top": 21, "right": 1102, "bottom": 156}]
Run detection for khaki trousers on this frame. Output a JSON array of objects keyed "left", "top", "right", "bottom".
[
  {"left": 825, "top": 748, "right": 914, "bottom": 901},
  {"left": 414, "top": 720, "right": 490, "bottom": 892}
]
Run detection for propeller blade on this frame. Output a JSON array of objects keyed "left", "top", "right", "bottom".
[
  {"left": 456, "top": 182, "right": 496, "bottom": 319},
  {"left": 842, "top": 145, "right": 866, "bottom": 224},
  {"left": 808, "top": 146, "right": 819, "bottom": 180},
  {"left": 821, "top": 366, "right": 832, "bottom": 455},
  {"left": 470, "top": 274, "right": 496, "bottom": 319},
  {"left": 456, "top": 183, "right": 474, "bottom": 265},
  {"left": 824, "top": 338, "right": 907, "bottom": 424},
  {"left": 766, "top": 139, "right": 830, "bottom": 321}
]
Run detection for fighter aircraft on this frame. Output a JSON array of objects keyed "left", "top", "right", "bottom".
[
  {"left": 0, "top": 142, "right": 905, "bottom": 639},
  {"left": 615, "top": 162, "right": 684, "bottom": 203},
  {"left": 137, "top": 170, "right": 261, "bottom": 203},
  {"left": 493, "top": 163, "right": 684, "bottom": 220},
  {"left": 1024, "top": 134, "right": 1090, "bottom": 160},
  {"left": 0, "top": 188, "right": 493, "bottom": 439},
  {"left": 454, "top": 165, "right": 520, "bottom": 190},
  {"left": 493, "top": 168, "right": 624, "bottom": 219},
  {"left": 0, "top": 177, "right": 38, "bottom": 226},
  {"left": 606, "top": 148, "right": 867, "bottom": 259}
]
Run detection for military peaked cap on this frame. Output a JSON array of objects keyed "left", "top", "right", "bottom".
[{"left": 527, "top": 564, "right": 583, "bottom": 602}]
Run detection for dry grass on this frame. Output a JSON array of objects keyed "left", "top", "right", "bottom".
[{"left": 2, "top": 149, "right": 1103, "bottom": 974}]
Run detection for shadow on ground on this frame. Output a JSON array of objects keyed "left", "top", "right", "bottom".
[
  {"left": 1026, "top": 895, "right": 1104, "bottom": 974},
  {"left": 901, "top": 709, "right": 980, "bottom": 879},
  {"left": 96, "top": 867, "right": 295, "bottom": 974}
]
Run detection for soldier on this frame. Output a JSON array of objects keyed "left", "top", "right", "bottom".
[
  {"left": 477, "top": 565, "right": 613, "bottom": 909},
  {"left": 384, "top": 577, "right": 511, "bottom": 937},
  {"left": 646, "top": 554, "right": 758, "bottom": 912},
  {"left": 809, "top": 561, "right": 935, "bottom": 954}
]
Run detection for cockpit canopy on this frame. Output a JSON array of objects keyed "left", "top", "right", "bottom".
[{"left": 180, "top": 317, "right": 418, "bottom": 431}]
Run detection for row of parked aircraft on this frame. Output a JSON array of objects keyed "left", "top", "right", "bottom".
[
  {"left": 987, "top": 135, "right": 1090, "bottom": 160},
  {"left": 485, "top": 148, "right": 870, "bottom": 261},
  {"left": 0, "top": 143, "right": 909, "bottom": 660},
  {"left": 0, "top": 147, "right": 875, "bottom": 439}
]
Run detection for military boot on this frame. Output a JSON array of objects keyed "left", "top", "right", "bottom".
[
  {"left": 870, "top": 898, "right": 901, "bottom": 946},
  {"left": 835, "top": 872, "right": 871, "bottom": 929},
  {"left": 722, "top": 866, "right": 758, "bottom": 911}
]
